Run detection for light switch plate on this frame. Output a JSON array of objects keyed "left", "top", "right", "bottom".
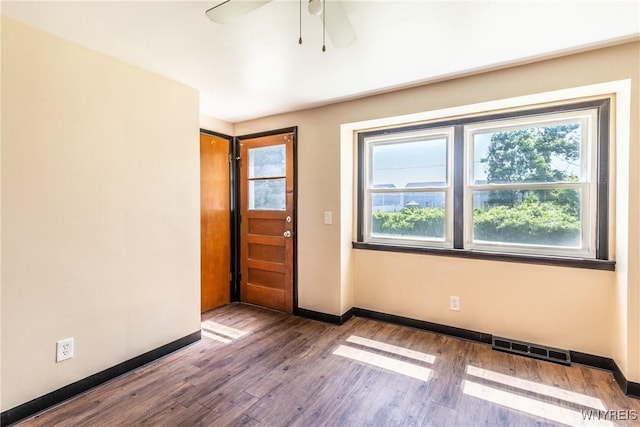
[{"left": 323, "top": 211, "right": 332, "bottom": 225}]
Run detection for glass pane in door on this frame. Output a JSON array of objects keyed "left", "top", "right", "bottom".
[
  {"left": 249, "top": 179, "right": 286, "bottom": 210},
  {"left": 249, "top": 145, "right": 286, "bottom": 179}
]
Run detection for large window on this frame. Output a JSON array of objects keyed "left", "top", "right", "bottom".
[
  {"left": 364, "top": 127, "right": 454, "bottom": 246},
  {"left": 356, "top": 99, "right": 612, "bottom": 269}
]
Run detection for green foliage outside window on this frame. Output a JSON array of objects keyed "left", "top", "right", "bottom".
[
  {"left": 372, "top": 207, "right": 445, "bottom": 238},
  {"left": 479, "top": 123, "right": 581, "bottom": 245},
  {"left": 373, "top": 124, "right": 583, "bottom": 245},
  {"left": 482, "top": 124, "right": 581, "bottom": 210},
  {"left": 473, "top": 197, "right": 580, "bottom": 246}
]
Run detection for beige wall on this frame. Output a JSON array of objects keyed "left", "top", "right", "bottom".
[
  {"left": 200, "top": 114, "right": 234, "bottom": 136},
  {"left": 236, "top": 42, "right": 640, "bottom": 380},
  {"left": 1, "top": 17, "right": 201, "bottom": 411}
]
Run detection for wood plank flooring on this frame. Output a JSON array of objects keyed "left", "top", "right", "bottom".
[{"left": 16, "top": 304, "right": 640, "bottom": 426}]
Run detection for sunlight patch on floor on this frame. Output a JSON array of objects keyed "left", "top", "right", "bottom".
[
  {"left": 466, "top": 365, "right": 606, "bottom": 410},
  {"left": 346, "top": 335, "right": 436, "bottom": 364},
  {"left": 201, "top": 329, "right": 233, "bottom": 343},
  {"left": 463, "top": 380, "right": 614, "bottom": 427},
  {"left": 200, "top": 320, "right": 248, "bottom": 343},
  {"left": 333, "top": 344, "right": 432, "bottom": 382}
]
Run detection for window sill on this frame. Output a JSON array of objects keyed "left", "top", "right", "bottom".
[{"left": 352, "top": 242, "right": 615, "bottom": 271}]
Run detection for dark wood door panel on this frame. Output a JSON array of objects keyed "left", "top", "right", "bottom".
[
  {"left": 249, "top": 244, "right": 286, "bottom": 263},
  {"left": 246, "top": 259, "right": 286, "bottom": 274},
  {"left": 244, "top": 284, "right": 287, "bottom": 311},
  {"left": 247, "top": 268, "right": 286, "bottom": 289},
  {"left": 248, "top": 268, "right": 286, "bottom": 289},
  {"left": 248, "top": 218, "right": 286, "bottom": 235},
  {"left": 247, "top": 235, "right": 283, "bottom": 246}
]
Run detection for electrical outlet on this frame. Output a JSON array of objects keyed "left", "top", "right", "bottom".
[
  {"left": 449, "top": 296, "right": 460, "bottom": 311},
  {"left": 56, "top": 337, "right": 74, "bottom": 362}
]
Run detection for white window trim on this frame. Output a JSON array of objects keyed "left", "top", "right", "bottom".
[
  {"left": 363, "top": 127, "right": 455, "bottom": 248},
  {"left": 463, "top": 109, "right": 599, "bottom": 258}
]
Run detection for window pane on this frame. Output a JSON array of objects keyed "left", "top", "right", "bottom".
[
  {"left": 472, "top": 123, "right": 582, "bottom": 185},
  {"left": 249, "top": 179, "right": 286, "bottom": 210},
  {"left": 249, "top": 145, "right": 286, "bottom": 179},
  {"left": 372, "top": 137, "right": 447, "bottom": 188},
  {"left": 472, "top": 189, "right": 582, "bottom": 248},
  {"left": 371, "top": 192, "right": 445, "bottom": 240}
]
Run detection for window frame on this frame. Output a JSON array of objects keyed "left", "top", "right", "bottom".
[
  {"left": 463, "top": 110, "right": 598, "bottom": 258},
  {"left": 355, "top": 98, "right": 613, "bottom": 270},
  {"left": 362, "top": 127, "right": 455, "bottom": 248}
]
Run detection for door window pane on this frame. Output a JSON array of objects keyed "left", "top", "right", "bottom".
[
  {"left": 371, "top": 192, "right": 446, "bottom": 240},
  {"left": 472, "top": 189, "right": 582, "bottom": 248},
  {"left": 249, "top": 179, "right": 286, "bottom": 211},
  {"left": 249, "top": 145, "right": 286, "bottom": 179}
]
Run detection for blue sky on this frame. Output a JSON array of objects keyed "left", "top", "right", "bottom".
[{"left": 372, "top": 129, "right": 581, "bottom": 187}]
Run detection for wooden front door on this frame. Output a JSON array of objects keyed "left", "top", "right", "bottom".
[
  {"left": 239, "top": 131, "right": 295, "bottom": 313},
  {"left": 200, "top": 132, "right": 231, "bottom": 313}
]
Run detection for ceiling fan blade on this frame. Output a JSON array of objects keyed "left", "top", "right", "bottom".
[
  {"left": 323, "top": 1, "right": 357, "bottom": 48},
  {"left": 205, "top": 0, "right": 273, "bottom": 24}
]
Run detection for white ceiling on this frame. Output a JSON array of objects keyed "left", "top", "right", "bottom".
[{"left": 2, "top": 1, "right": 639, "bottom": 123}]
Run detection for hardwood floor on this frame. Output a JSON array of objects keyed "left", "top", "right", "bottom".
[{"left": 17, "top": 304, "right": 640, "bottom": 426}]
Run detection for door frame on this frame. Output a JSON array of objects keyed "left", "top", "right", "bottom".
[
  {"left": 233, "top": 126, "right": 298, "bottom": 312},
  {"left": 200, "top": 128, "right": 235, "bottom": 308}
]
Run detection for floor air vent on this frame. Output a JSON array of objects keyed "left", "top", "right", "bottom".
[{"left": 492, "top": 336, "right": 571, "bottom": 366}]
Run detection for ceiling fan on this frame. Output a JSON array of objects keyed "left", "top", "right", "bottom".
[{"left": 205, "top": 0, "right": 357, "bottom": 50}]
